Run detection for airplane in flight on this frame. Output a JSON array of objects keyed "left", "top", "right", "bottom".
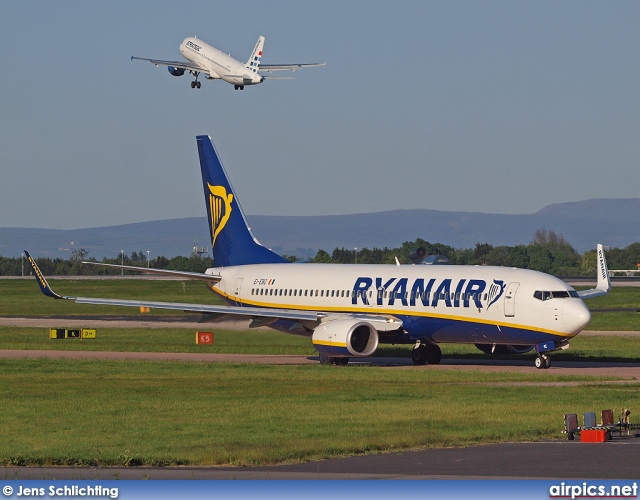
[
  {"left": 26, "top": 136, "right": 611, "bottom": 369},
  {"left": 131, "top": 36, "right": 325, "bottom": 90}
]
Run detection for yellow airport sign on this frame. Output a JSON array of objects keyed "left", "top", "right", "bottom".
[{"left": 49, "top": 328, "right": 97, "bottom": 339}]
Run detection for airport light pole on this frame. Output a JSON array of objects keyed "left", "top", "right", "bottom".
[
  {"left": 21, "top": 252, "right": 24, "bottom": 277},
  {"left": 147, "top": 250, "right": 150, "bottom": 268},
  {"left": 121, "top": 250, "right": 124, "bottom": 276},
  {"left": 354, "top": 247, "right": 358, "bottom": 265}
]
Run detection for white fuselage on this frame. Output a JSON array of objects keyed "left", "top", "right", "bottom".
[
  {"left": 206, "top": 263, "right": 591, "bottom": 346},
  {"left": 179, "top": 37, "right": 263, "bottom": 86}
]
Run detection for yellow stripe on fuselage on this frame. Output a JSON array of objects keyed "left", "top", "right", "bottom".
[{"left": 210, "top": 287, "right": 572, "bottom": 338}]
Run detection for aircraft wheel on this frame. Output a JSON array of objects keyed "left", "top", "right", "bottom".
[
  {"left": 335, "top": 357, "right": 349, "bottom": 366},
  {"left": 196, "top": 81, "right": 201, "bottom": 89},
  {"left": 191, "top": 81, "right": 196, "bottom": 88},
  {"left": 535, "top": 355, "right": 547, "bottom": 369},
  {"left": 426, "top": 343, "right": 442, "bottom": 365},
  {"left": 542, "top": 354, "right": 551, "bottom": 369},
  {"left": 411, "top": 345, "right": 428, "bottom": 365},
  {"left": 234, "top": 85, "right": 239, "bottom": 90},
  {"left": 319, "top": 353, "right": 333, "bottom": 365}
]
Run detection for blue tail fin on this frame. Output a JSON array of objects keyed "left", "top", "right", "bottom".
[{"left": 196, "top": 135, "right": 288, "bottom": 267}]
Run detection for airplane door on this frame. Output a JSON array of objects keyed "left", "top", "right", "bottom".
[
  {"left": 504, "top": 282, "right": 519, "bottom": 317},
  {"left": 234, "top": 278, "right": 243, "bottom": 306}
]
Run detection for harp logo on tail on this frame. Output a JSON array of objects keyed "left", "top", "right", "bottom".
[{"left": 208, "top": 183, "right": 233, "bottom": 247}]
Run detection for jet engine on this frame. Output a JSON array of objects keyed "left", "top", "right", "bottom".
[
  {"left": 312, "top": 319, "right": 379, "bottom": 358},
  {"left": 474, "top": 344, "right": 534, "bottom": 355},
  {"left": 408, "top": 247, "right": 427, "bottom": 265},
  {"left": 168, "top": 66, "right": 186, "bottom": 76}
]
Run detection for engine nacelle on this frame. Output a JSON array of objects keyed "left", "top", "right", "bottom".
[
  {"left": 312, "top": 319, "right": 379, "bottom": 358},
  {"left": 408, "top": 247, "right": 427, "bottom": 264},
  {"left": 475, "top": 344, "right": 535, "bottom": 355},
  {"left": 168, "top": 66, "right": 185, "bottom": 77}
]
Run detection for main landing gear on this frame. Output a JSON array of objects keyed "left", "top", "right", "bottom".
[
  {"left": 411, "top": 343, "right": 442, "bottom": 365},
  {"left": 535, "top": 354, "right": 551, "bottom": 369},
  {"left": 234, "top": 85, "right": 245, "bottom": 91},
  {"left": 319, "top": 354, "right": 349, "bottom": 366},
  {"left": 190, "top": 71, "right": 201, "bottom": 89}
]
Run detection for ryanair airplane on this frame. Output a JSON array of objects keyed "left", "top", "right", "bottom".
[{"left": 26, "top": 136, "right": 611, "bottom": 369}]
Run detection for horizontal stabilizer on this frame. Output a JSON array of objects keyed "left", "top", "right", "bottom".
[{"left": 260, "top": 63, "right": 325, "bottom": 72}]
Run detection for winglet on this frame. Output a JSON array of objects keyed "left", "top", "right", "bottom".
[
  {"left": 595, "top": 243, "right": 611, "bottom": 293},
  {"left": 577, "top": 244, "right": 611, "bottom": 299},
  {"left": 24, "top": 250, "right": 65, "bottom": 299}
]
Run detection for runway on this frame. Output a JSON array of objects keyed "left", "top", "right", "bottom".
[{"left": 4, "top": 438, "right": 640, "bottom": 480}]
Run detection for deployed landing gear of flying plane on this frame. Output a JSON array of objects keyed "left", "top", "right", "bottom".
[
  {"left": 190, "top": 71, "right": 201, "bottom": 89},
  {"left": 411, "top": 343, "right": 442, "bottom": 365},
  {"left": 234, "top": 85, "right": 245, "bottom": 91},
  {"left": 535, "top": 354, "right": 551, "bottom": 369}
]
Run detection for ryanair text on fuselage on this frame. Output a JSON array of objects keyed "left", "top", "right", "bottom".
[{"left": 352, "top": 276, "right": 505, "bottom": 309}]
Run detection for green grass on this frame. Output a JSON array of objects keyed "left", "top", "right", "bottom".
[
  {"left": 580, "top": 286, "right": 640, "bottom": 309},
  {"left": 2, "top": 327, "right": 639, "bottom": 362},
  {"left": 0, "top": 359, "right": 635, "bottom": 467},
  {"left": 1, "top": 278, "right": 639, "bottom": 467},
  {"left": 0, "top": 278, "right": 221, "bottom": 316},
  {"left": 587, "top": 312, "right": 640, "bottom": 331},
  {"left": 0, "top": 326, "right": 316, "bottom": 355}
]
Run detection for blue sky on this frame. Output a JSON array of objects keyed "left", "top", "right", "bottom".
[{"left": 2, "top": 1, "right": 639, "bottom": 229}]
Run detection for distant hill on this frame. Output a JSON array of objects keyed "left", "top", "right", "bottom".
[{"left": 3, "top": 198, "right": 639, "bottom": 259}]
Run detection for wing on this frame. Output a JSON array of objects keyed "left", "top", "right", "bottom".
[
  {"left": 24, "top": 251, "right": 319, "bottom": 323},
  {"left": 131, "top": 56, "right": 206, "bottom": 73},
  {"left": 577, "top": 244, "right": 611, "bottom": 299},
  {"left": 259, "top": 63, "right": 325, "bottom": 73}
]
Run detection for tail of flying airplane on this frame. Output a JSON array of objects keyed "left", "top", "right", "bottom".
[
  {"left": 196, "top": 135, "right": 288, "bottom": 267},
  {"left": 245, "top": 36, "right": 265, "bottom": 71}
]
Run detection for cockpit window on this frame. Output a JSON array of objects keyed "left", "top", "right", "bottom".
[{"left": 534, "top": 290, "right": 579, "bottom": 301}]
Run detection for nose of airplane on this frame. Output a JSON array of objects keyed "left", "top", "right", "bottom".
[{"left": 562, "top": 300, "right": 591, "bottom": 335}]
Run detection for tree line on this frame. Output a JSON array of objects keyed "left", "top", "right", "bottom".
[
  {"left": 3, "top": 230, "right": 639, "bottom": 277},
  {"left": 308, "top": 229, "right": 640, "bottom": 276},
  {"left": 2, "top": 249, "right": 211, "bottom": 277}
]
